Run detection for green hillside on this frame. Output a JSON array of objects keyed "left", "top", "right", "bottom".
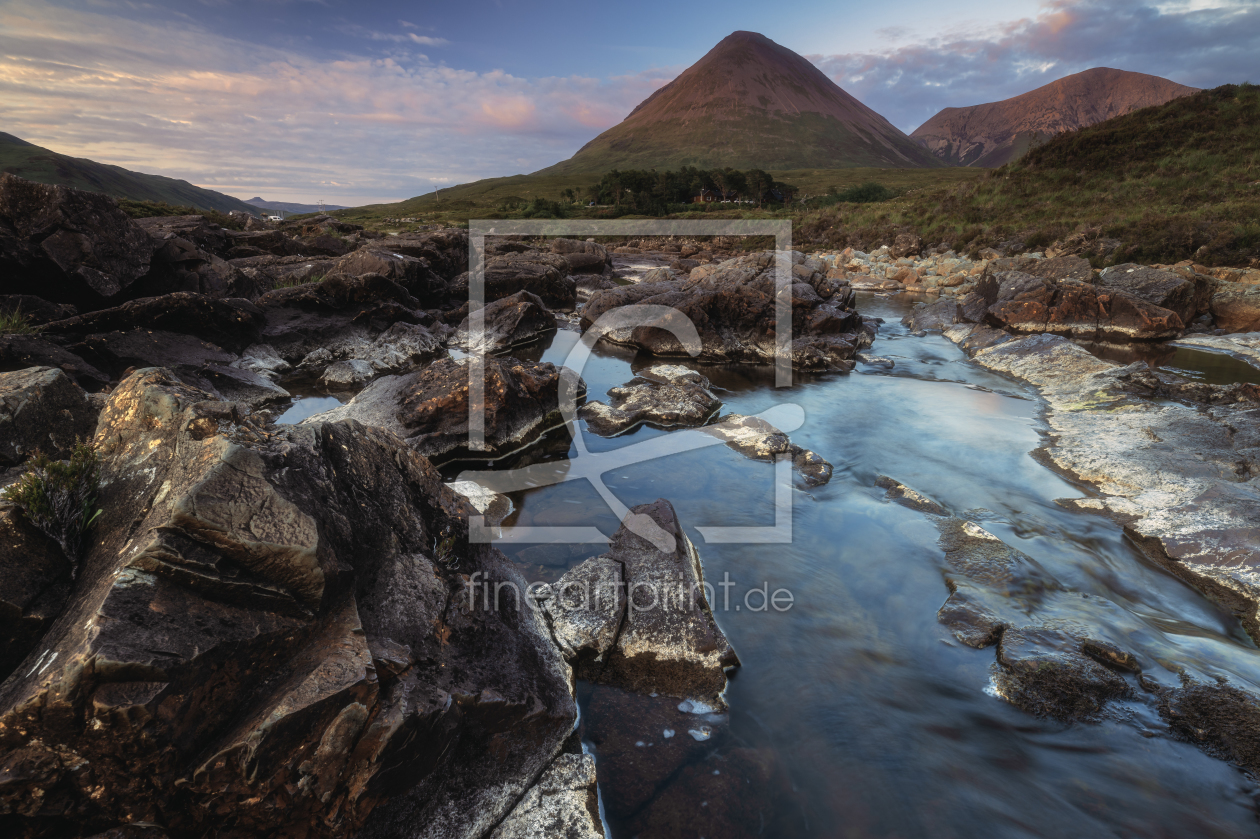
[{"left": 0, "top": 132, "right": 259, "bottom": 215}]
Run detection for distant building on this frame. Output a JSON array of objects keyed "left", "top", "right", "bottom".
[{"left": 692, "top": 188, "right": 737, "bottom": 203}]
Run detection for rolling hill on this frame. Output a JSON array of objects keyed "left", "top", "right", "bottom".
[
  {"left": 535, "top": 31, "right": 942, "bottom": 176},
  {"left": 910, "top": 68, "right": 1199, "bottom": 167},
  {"left": 0, "top": 132, "right": 260, "bottom": 214}
]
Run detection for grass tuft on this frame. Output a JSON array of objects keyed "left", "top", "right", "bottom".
[
  {"left": 4, "top": 442, "right": 102, "bottom": 568},
  {"left": 0, "top": 308, "right": 40, "bottom": 335}
]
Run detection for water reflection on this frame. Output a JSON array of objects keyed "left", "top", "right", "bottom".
[{"left": 454, "top": 291, "right": 1260, "bottom": 837}]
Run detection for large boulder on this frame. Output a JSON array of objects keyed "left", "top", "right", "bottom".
[
  {"left": 549, "top": 238, "right": 611, "bottom": 274},
  {"left": 971, "top": 270, "right": 1184, "bottom": 341},
  {"left": 0, "top": 504, "right": 72, "bottom": 682},
  {"left": 0, "top": 173, "right": 157, "bottom": 309},
  {"left": 131, "top": 237, "right": 263, "bottom": 301},
  {"left": 384, "top": 229, "right": 469, "bottom": 281},
  {"left": 0, "top": 368, "right": 576, "bottom": 838},
  {"left": 0, "top": 366, "right": 99, "bottom": 467},
  {"left": 133, "top": 215, "right": 231, "bottom": 258},
  {"left": 581, "top": 251, "right": 866, "bottom": 369},
  {"left": 986, "top": 255, "right": 1094, "bottom": 284},
  {"left": 1210, "top": 282, "right": 1260, "bottom": 333},
  {"left": 539, "top": 499, "right": 738, "bottom": 705},
  {"left": 1098, "top": 263, "right": 1206, "bottom": 323},
  {"left": 448, "top": 252, "right": 578, "bottom": 310},
  {"left": 304, "top": 357, "right": 577, "bottom": 462},
  {"left": 452, "top": 290, "right": 556, "bottom": 353},
  {"left": 331, "top": 247, "right": 438, "bottom": 301},
  {"left": 486, "top": 753, "right": 603, "bottom": 839}
]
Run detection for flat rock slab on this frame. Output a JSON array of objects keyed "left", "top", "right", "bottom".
[
  {"left": 579, "top": 365, "right": 720, "bottom": 436},
  {"left": 703, "top": 413, "right": 833, "bottom": 485},
  {"left": 305, "top": 356, "right": 578, "bottom": 462}
]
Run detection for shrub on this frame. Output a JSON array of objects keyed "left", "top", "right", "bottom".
[{"left": 4, "top": 442, "right": 102, "bottom": 567}]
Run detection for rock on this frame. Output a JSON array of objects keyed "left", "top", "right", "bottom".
[
  {"left": 703, "top": 414, "right": 833, "bottom": 485},
  {"left": 1113, "top": 366, "right": 1260, "bottom": 406},
  {"left": 890, "top": 232, "right": 923, "bottom": 259},
  {"left": 319, "top": 358, "right": 375, "bottom": 389},
  {"left": 973, "top": 271, "right": 1185, "bottom": 341},
  {"left": 303, "top": 357, "right": 577, "bottom": 462},
  {"left": 1159, "top": 679, "right": 1260, "bottom": 774},
  {"left": 1173, "top": 332, "right": 1260, "bottom": 371},
  {"left": 902, "top": 298, "right": 962, "bottom": 331},
  {"left": 449, "top": 253, "right": 577, "bottom": 310},
  {"left": 994, "top": 627, "right": 1130, "bottom": 720},
  {"left": 875, "top": 475, "right": 946, "bottom": 515},
  {"left": 385, "top": 229, "right": 469, "bottom": 281},
  {"left": 40, "top": 292, "right": 265, "bottom": 354},
  {"left": 446, "top": 481, "right": 514, "bottom": 527},
  {"left": 133, "top": 237, "right": 263, "bottom": 301},
  {"left": 226, "top": 229, "right": 303, "bottom": 258},
  {"left": 0, "top": 295, "right": 78, "bottom": 325},
  {"left": 582, "top": 251, "right": 865, "bottom": 370},
  {"left": 987, "top": 255, "right": 1094, "bottom": 284},
  {"left": 0, "top": 335, "right": 110, "bottom": 390},
  {"left": 1209, "top": 282, "right": 1260, "bottom": 333},
  {"left": 669, "top": 258, "right": 701, "bottom": 273},
  {"left": 453, "top": 290, "right": 556, "bottom": 353},
  {"left": 1098, "top": 263, "right": 1205, "bottom": 323},
  {"left": 0, "top": 367, "right": 98, "bottom": 466},
  {"left": 133, "top": 215, "right": 231, "bottom": 258},
  {"left": 297, "top": 234, "right": 354, "bottom": 257},
  {"left": 0, "top": 173, "right": 157, "bottom": 309},
  {"left": 578, "top": 365, "right": 720, "bottom": 436},
  {"left": 584, "top": 499, "right": 737, "bottom": 705},
  {"left": 0, "top": 504, "right": 72, "bottom": 681},
  {"left": 0, "top": 367, "right": 576, "bottom": 839},
  {"left": 330, "top": 247, "right": 438, "bottom": 300},
  {"left": 537, "top": 555, "right": 626, "bottom": 670},
  {"left": 487, "top": 752, "right": 603, "bottom": 839}
]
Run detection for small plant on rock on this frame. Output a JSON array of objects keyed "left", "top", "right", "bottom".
[
  {"left": 4, "top": 441, "right": 102, "bottom": 570},
  {"left": 0, "top": 308, "right": 40, "bottom": 335}
]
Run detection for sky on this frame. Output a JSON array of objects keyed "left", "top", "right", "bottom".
[{"left": 0, "top": 0, "right": 1255, "bottom": 205}]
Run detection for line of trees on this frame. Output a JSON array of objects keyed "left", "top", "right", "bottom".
[{"left": 579, "top": 167, "right": 799, "bottom": 213}]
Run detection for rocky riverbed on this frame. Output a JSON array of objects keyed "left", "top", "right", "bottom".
[{"left": 2, "top": 172, "right": 1260, "bottom": 837}]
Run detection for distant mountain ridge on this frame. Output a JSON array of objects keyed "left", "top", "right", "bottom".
[
  {"left": 245, "top": 197, "right": 350, "bottom": 215},
  {"left": 536, "top": 31, "right": 942, "bottom": 175},
  {"left": 0, "top": 132, "right": 260, "bottom": 214},
  {"left": 910, "top": 68, "right": 1200, "bottom": 167}
]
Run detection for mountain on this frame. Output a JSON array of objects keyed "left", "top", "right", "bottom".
[
  {"left": 910, "top": 68, "right": 1200, "bottom": 168},
  {"left": 0, "top": 132, "right": 260, "bottom": 214},
  {"left": 246, "top": 197, "right": 350, "bottom": 215},
  {"left": 535, "top": 31, "right": 942, "bottom": 176}
]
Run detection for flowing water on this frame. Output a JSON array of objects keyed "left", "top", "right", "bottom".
[{"left": 445, "top": 291, "right": 1260, "bottom": 837}]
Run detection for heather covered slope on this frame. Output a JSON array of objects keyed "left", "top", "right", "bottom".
[
  {"left": 537, "top": 31, "right": 942, "bottom": 175},
  {"left": 911, "top": 68, "right": 1199, "bottom": 167},
  {"left": 0, "top": 131, "right": 259, "bottom": 214}
]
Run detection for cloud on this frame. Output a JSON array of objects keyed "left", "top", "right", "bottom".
[
  {"left": 0, "top": 0, "right": 670, "bottom": 203},
  {"left": 807, "top": 0, "right": 1260, "bottom": 132}
]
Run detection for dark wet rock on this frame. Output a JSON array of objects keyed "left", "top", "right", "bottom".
[
  {"left": 304, "top": 357, "right": 576, "bottom": 462},
  {"left": 0, "top": 367, "right": 98, "bottom": 466},
  {"left": 296, "top": 234, "right": 354, "bottom": 257},
  {"left": 1209, "top": 282, "right": 1260, "bottom": 334},
  {"left": 903, "top": 298, "right": 962, "bottom": 331},
  {"left": 41, "top": 292, "right": 265, "bottom": 354},
  {"left": 579, "top": 688, "right": 729, "bottom": 821},
  {"left": 449, "top": 252, "right": 577, "bottom": 310},
  {"left": 1158, "top": 678, "right": 1260, "bottom": 774},
  {"left": 537, "top": 555, "right": 626, "bottom": 674},
  {"left": 227, "top": 253, "right": 338, "bottom": 288},
  {"left": 875, "top": 475, "right": 947, "bottom": 515},
  {"left": 579, "top": 365, "right": 720, "bottom": 436},
  {"left": 385, "top": 229, "right": 469, "bottom": 281},
  {"left": 487, "top": 752, "right": 603, "bottom": 839},
  {"left": 586, "top": 499, "right": 738, "bottom": 705},
  {"left": 582, "top": 251, "right": 865, "bottom": 369},
  {"left": 0, "top": 335, "right": 110, "bottom": 390},
  {"left": 0, "top": 174, "right": 157, "bottom": 309},
  {"left": 890, "top": 232, "right": 923, "bottom": 259},
  {"left": 625, "top": 746, "right": 787, "bottom": 839},
  {"left": 0, "top": 295, "right": 78, "bottom": 325},
  {"left": 972, "top": 270, "right": 1185, "bottom": 341},
  {"left": 994, "top": 627, "right": 1131, "bottom": 720},
  {"left": 549, "top": 237, "right": 611, "bottom": 273},
  {"left": 669, "top": 258, "right": 701, "bottom": 273},
  {"left": 330, "top": 247, "right": 439, "bottom": 300},
  {"left": 133, "top": 237, "right": 263, "bottom": 301},
  {"left": 133, "top": 215, "right": 231, "bottom": 258},
  {"left": 703, "top": 414, "right": 833, "bottom": 485},
  {"left": 0, "top": 367, "right": 575, "bottom": 839},
  {"left": 0, "top": 504, "right": 72, "bottom": 681},
  {"left": 1098, "top": 263, "right": 1206, "bottom": 323},
  {"left": 452, "top": 290, "right": 556, "bottom": 353}
]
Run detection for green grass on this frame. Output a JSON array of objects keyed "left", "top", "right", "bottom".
[
  {"left": 271, "top": 274, "right": 321, "bottom": 290},
  {"left": 118, "top": 198, "right": 248, "bottom": 229},
  {"left": 0, "top": 309, "right": 41, "bottom": 335},
  {"left": 4, "top": 442, "right": 101, "bottom": 566}
]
